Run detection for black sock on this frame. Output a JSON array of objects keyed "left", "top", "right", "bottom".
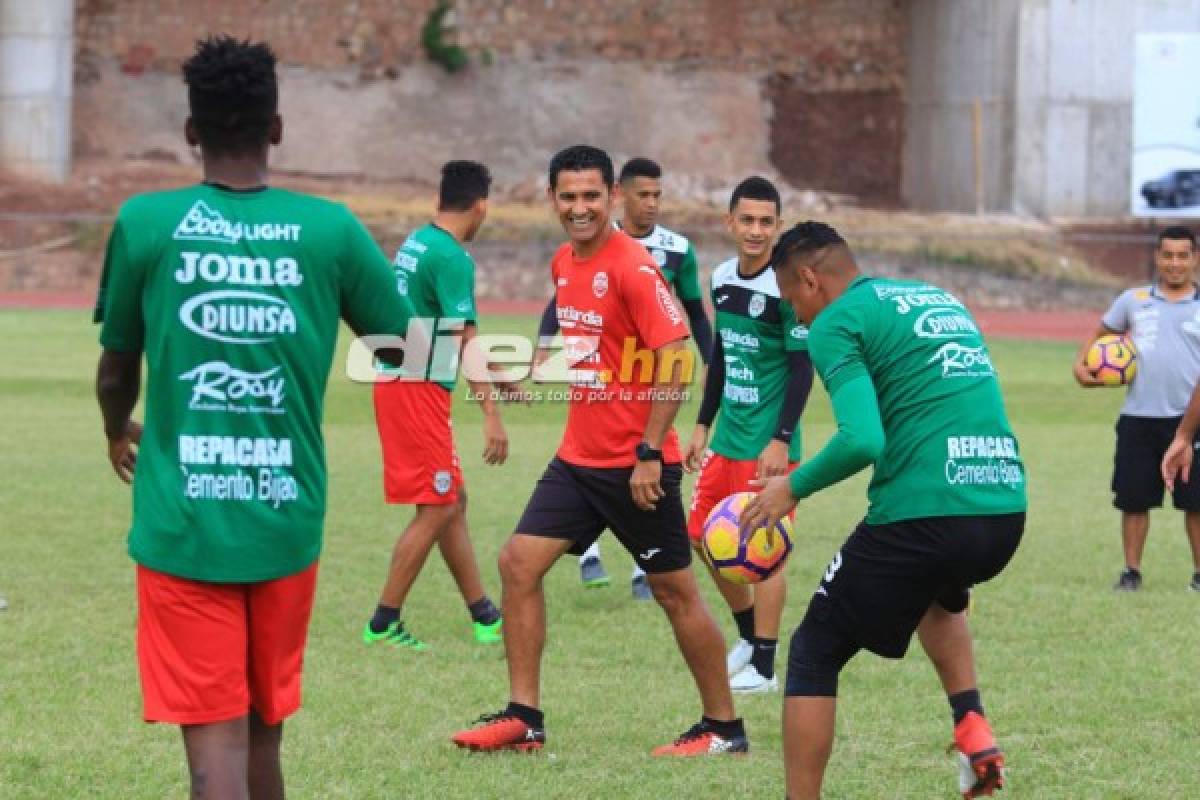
[
  {"left": 505, "top": 702, "right": 544, "bottom": 728},
  {"left": 702, "top": 715, "right": 745, "bottom": 738},
  {"left": 468, "top": 596, "right": 501, "bottom": 626},
  {"left": 750, "top": 637, "right": 777, "bottom": 680},
  {"left": 948, "top": 688, "right": 984, "bottom": 725},
  {"left": 732, "top": 606, "right": 755, "bottom": 642},
  {"left": 1126, "top": 566, "right": 1142, "bottom": 575},
  {"left": 369, "top": 604, "right": 399, "bottom": 634}
]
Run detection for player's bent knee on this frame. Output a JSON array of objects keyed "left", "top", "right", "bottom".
[
  {"left": 784, "top": 618, "right": 857, "bottom": 698},
  {"left": 646, "top": 570, "right": 696, "bottom": 614},
  {"left": 415, "top": 502, "right": 458, "bottom": 529}
]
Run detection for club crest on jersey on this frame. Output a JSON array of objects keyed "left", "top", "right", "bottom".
[
  {"left": 651, "top": 248, "right": 667, "bottom": 267},
  {"left": 434, "top": 470, "right": 453, "bottom": 495},
  {"left": 592, "top": 272, "right": 609, "bottom": 298},
  {"left": 748, "top": 293, "right": 766, "bottom": 318}
]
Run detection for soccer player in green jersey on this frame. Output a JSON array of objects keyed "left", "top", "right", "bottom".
[
  {"left": 94, "top": 37, "right": 416, "bottom": 799},
  {"left": 742, "top": 222, "right": 1026, "bottom": 799},
  {"left": 537, "top": 157, "right": 715, "bottom": 597},
  {"left": 364, "top": 161, "right": 507, "bottom": 649},
  {"left": 683, "top": 177, "right": 813, "bottom": 694}
]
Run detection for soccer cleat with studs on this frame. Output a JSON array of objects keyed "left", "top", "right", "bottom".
[
  {"left": 951, "top": 711, "right": 1005, "bottom": 798},
  {"left": 452, "top": 711, "right": 546, "bottom": 752},
  {"left": 361, "top": 620, "right": 427, "bottom": 651},
  {"left": 729, "top": 663, "right": 778, "bottom": 694},
  {"left": 651, "top": 719, "right": 748, "bottom": 757},
  {"left": 580, "top": 556, "right": 611, "bottom": 589},
  {"left": 1113, "top": 567, "right": 1142, "bottom": 591}
]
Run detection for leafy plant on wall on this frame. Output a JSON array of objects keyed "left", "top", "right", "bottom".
[{"left": 422, "top": 1, "right": 468, "bottom": 73}]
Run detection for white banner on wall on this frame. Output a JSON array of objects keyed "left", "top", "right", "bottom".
[{"left": 1133, "top": 34, "right": 1200, "bottom": 217}]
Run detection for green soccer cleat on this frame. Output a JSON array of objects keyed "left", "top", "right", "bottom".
[
  {"left": 473, "top": 618, "right": 503, "bottom": 644},
  {"left": 580, "top": 556, "right": 611, "bottom": 588},
  {"left": 361, "top": 620, "right": 428, "bottom": 651}
]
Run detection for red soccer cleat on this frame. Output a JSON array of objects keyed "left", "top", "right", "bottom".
[
  {"left": 452, "top": 711, "right": 546, "bottom": 752},
  {"left": 650, "top": 720, "right": 749, "bottom": 757},
  {"left": 953, "top": 711, "right": 1005, "bottom": 798}
]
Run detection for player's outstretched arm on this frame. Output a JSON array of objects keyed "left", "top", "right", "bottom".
[
  {"left": 783, "top": 373, "right": 884, "bottom": 500},
  {"left": 1164, "top": 382, "right": 1200, "bottom": 489},
  {"left": 1073, "top": 325, "right": 1115, "bottom": 388},
  {"left": 96, "top": 349, "right": 142, "bottom": 483},
  {"left": 742, "top": 374, "right": 882, "bottom": 539}
]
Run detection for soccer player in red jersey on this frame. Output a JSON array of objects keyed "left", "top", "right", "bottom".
[{"left": 452, "top": 145, "right": 746, "bottom": 755}]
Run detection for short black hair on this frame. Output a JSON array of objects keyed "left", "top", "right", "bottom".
[
  {"left": 729, "top": 176, "right": 781, "bottom": 214},
  {"left": 439, "top": 160, "right": 491, "bottom": 211},
  {"left": 619, "top": 157, "right": 662, "bottom": 184},
  {"left": 1159, "top": 225, "right": 1196, "bottom": 248},
  {"left": 771, "top": 221, "right": 848, "bottom": 270},
  {"left": 548, "top": 145, "right": 614, "bottom": 189},
  {"left": 182, "top": 36, "right": 278, "bottom": 157}
]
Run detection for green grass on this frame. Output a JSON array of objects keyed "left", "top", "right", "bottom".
[{"left": 0, "top": 310, "right": 1195, "bottom": 798}]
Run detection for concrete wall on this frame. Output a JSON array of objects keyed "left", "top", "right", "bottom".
[
  {"left": 71, "top": 0, "right": 908, "bottom": 203},
  {"left": 0, "top": 0, "right": 74, "bottom": 182},
  {"left": 1014, "top": 0, "right": 1200, "bottom": 218},
  {"left": 908, "top": 0, "right": 1200, "bottom": 218},
  {"left": 905, "top": 0, "right": 1019, "bottom": 212}
]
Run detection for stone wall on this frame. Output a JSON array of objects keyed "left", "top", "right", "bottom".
[{"left": 71, "top": 0, "right": 908, "bottom": 204}]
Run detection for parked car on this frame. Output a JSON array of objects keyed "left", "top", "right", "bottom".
[{"left": 1142, "top": 169, "right": 1200, "bottom": 208}]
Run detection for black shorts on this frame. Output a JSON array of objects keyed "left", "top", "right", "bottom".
[
  {"left": 1112, "top": 415, "right": 1200, "bottom": 512},
  {"left": 795, "top": 512, "right": 1024, "bottom": 663},
  {"left": 515, "top": 458, "right": 691, "bottom": 574}
]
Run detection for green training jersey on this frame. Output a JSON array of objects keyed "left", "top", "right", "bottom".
[
  {"left": 620, "top": 222, "right": 702, "bottom": 301},
  {"left": 707, "top": 258, "right": 808, "bottom": 462},
  {"left": 385, "top": 222, "right": 478, "bottom": 391},
  {"left": 807, "top": 276, "right": 1026, "bottom": 523},
  {"left": 96, "top": 183, "right": 414, "bottom": 583}
]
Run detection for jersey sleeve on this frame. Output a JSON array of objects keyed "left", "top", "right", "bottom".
[
  {"left": 788, "top": 373, "right": 884, "bottom": 499},
  {"left": 96, "top": 211, "right": 147, "bottom": 352},
  {"left": 1100, "top": 290, "right": 1133, "bottom": 333},
  {"left": 338, "top": 208, "right": 416, "bottom": 336},
  {"left": 808, "top": 301, "right": 868, "bottom": 395},
  {"left": 781, "top": 301, "right": 810, "bottom": 353},
  {"left": 622, "top": 260, "right": 689, "bottom": 350},
  {"left": 673, "top": 243, "right": 703, "bottom": 301},
  {"left": 434, "top": 248, "right": 478, "bottom": 324}
]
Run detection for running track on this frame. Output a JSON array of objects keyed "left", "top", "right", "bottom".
[{"left": 0, "top": 292, "right": 1096, "bottom": 342}]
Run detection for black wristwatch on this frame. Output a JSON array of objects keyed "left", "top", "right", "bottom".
[{"left": 635, "top": 441, "right": 663, "bottom": 462}]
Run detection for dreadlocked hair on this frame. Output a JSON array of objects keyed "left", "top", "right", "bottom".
[{"left": 182, "top": 35, "right": 278, "bottom": 157}]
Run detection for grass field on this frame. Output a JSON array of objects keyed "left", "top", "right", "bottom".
[{"left": 1, "top": 309, "right": 1197, "bottom": 799}]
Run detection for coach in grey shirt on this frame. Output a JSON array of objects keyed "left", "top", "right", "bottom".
[{"left": 1074, "top": 225, "right": 1200, "bottom": 591}]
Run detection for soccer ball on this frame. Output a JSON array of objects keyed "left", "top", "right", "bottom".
[
  {"left": 702, "top": 491, "right": 793, "bottom": 585},
  {"left": 1085, "top": 334, "right": 1137, "bottom": 386}
]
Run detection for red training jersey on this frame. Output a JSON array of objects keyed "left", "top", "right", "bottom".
[{"left": 551, "top": 230, "right": 688, "bottom": 467}]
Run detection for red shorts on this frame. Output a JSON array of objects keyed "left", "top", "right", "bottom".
[
  {"left": 136, "top": 562, "right": 318, "bottom": 726},
  {"left": 687, "top": 451, "right": 799, "bottom": 542},
  {"left": 374, "top": 380, "right": 464, "bottom": 505}
]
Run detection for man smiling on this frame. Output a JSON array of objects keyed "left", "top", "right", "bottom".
[{"left": 452, "top": 145, "right": 744, "bottom": 757}]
